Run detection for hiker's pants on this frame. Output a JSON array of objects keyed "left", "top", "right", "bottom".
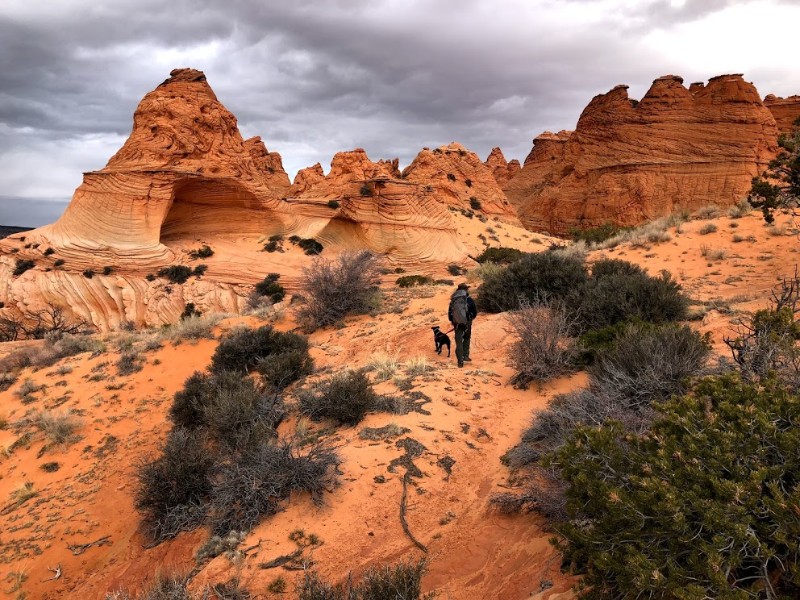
[{"left": 454, "top": 321, "right": 472, "bottom": 364}]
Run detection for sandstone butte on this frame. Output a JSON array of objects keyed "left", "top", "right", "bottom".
[
  {"left": 764, "top": 94, "right": 800, "bottom": 134},
  {"left": 504, "top": 74, "right": 781, "bottom": 234},
  {"left": 0, "top": 69, "right": 524, "bottom": 331}
]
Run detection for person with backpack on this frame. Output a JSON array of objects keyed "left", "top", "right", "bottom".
[{"left": 448, "top": 282, "right": 478, "bottom": 368}]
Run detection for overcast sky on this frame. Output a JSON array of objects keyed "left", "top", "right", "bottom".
[{"left": 1, "top": 0, "right": 799, "bottom": 227}]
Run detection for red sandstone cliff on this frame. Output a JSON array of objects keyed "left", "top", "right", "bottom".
[
  {"left": 506, "top": 74, "right": 779, "bottom": 234},
  {"left": 764, "top": 94, "right": 800, "bottom": 134},
  {"left": 485, "top": 147, "right": 521, "bottom": 186}
]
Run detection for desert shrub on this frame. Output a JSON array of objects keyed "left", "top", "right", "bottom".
[
  {"left": 298, "top": 250, "right": 382, "bottom": 330},
  {"left": 298, "top": 559, "right": 432, "bottom": 600},
  {"left": 12, "top": 259, "right": 35, "bottom": 277},
  {"left": 145, "top": 273, "right": 155, "bottom": 281},
  {"left": 43, "top": 247, "right": 55, "bottom": 256},
  {"left": 135, "top": 428, "right": 213, "bottom": 541},
  {"left": 33, "top": 409, "right": 83, "bottom": 447},
  {"left": 164, "top": 314, "right": 220, "bottom": 343},
  {"left": 360, "top": 184, "right": 373, "bottom": 197},
  {"left": 103, "top": 266, "right": 114, "bottom": 275},
  {"left": 209, "top": 439, "right": 339, "bottom": 534},
  {"left": 728, "top": 198, "right": 752, "bottom": 218},
  {"left": 170, "top": 371, "right": 285, "bottom": 445},
  {"left": 157, "top": 265, "right": 193, "bottom": 284},
  {"left": 508, "top": 302, "right": 577, "bottom": 388},
  {"left": 54, "top": 259, "right": 65, "bottom": 267},
  {"left": 724, "top": 273, "right": 800, "bottom": 385},
  {"left": 189, "top": 245, "right": 214, "bottom": 259},
  {"left": 180, "top": 303, "right": 201, "bottom": 320},
  {"left": 446, "top": 264, "right": 464, "bottom": 276},
  {"left": 446, "top": 173, "right": 456, "bottom": 182},
  {"left": 253, "top": 273, "right": 285, "bottom": 304},
  {"left": 83, "top": 269, "right": 95, "bottom": 279},
  {"left": 299, "top": 370, "right": 377, "bottom": 425},
  {"left": 297, "top": 238, "right": 324, "bottom": 255},
  {"left": 469, "top": 197, "right": 481, "bottom": 210},
  {"left": 588, "top": 322, "right": 710, "bottom": 410},
  {"left": 554, "top": 374, "right": 800, "bottom": 598},
  {"left": 105, "top": 572, "right": 196, "bottom": 600},
  {"left": 263, "top": 241, "right": 280, "bottom": 252},
  {"left": 116, "top": 350, "right": 144, "bottom": 376},
  {"left": 192, "top": 264, "right": 207, "bottom": 277},
  {"left": 396, "top": 275, "right": 432, "bottom": 288},
  {"left": 210, "top": 326, "right": 312, "bottom": 382},
  {"left": 256, "top": 348, "right": 314, "bottom": 391},
  {"left": 569, "top": 223, "right": 630, "bottom": 245},
  {"left": 475, "top": 246, "right": 524, "bottom": 265},
  {"left": 572, "top": 259, "right": 689, "bottom": 331},
  {"left": 505, "top": 323, "right": 709, "bottom": 469},
  {"left": 327, "top": 200, "right": 340, "bottom": 209},
  {"left": 699, "top": 222, "right": 718, "bottom": 234},
  {"left": 477, "top": 250, "right": 587, "bottom": 313}
]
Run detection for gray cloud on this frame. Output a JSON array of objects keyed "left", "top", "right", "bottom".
[{"left": 0, "top": 0, "right": 798, "bottom": 226}]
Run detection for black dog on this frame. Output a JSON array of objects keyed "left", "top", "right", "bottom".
[{"left": 431, "top": 326, "right": 451, "bottom": 357}]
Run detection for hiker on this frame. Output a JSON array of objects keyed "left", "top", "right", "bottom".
[{"left": 448, "top": 282, "right": 478, "bottom": 368}]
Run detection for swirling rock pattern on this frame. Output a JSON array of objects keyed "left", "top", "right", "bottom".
[{"left": 507, "top": 74, "right": 780, "bottom": 234}]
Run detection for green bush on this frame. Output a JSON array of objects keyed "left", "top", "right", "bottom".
[
  {"left": 189, "top": 245, "right": 214, "bottom": 259},
  {"left": 299, "top": 370, "right": 378, "bottom": 425},
  {"left": 298, "top": 238, "right": 324, "bottom": 255},
  {"left": 469, "top": 197, "right": 481, "bottom": 210},
  {"left": 572, "top": 259, "right": 689, "bottom": 331},
  {"left": 396, "top": 275, "right": 433, "bottom": 288},
  {"left": 475, "top": 247, "right": 525, "bottom": 265},
  {"left": 180, "top": 303, "right": 201, "bottom": 320},
  {"left": 253, "top": 273, "right": 285, "bottom": 304},
  {"left": 210, "top": 326, "right": 312, "bottom": 380},
  {"left": 569, "top": 222, "right": 630, "bottom": 244},
  {"left": 477, "top": 251, "right": 587, "bottom": 313},
  {"left": 157, "top": 265, "right": 193, "bottom": 284},
  {"left": 554, "top": 374, "right": 800, "bottom": 598},
  {"left": 12, "top": 259, "right": 35, "bottom": 277},
  {"left": 192, "top": 264, "right": 207, "bottom": 277}
]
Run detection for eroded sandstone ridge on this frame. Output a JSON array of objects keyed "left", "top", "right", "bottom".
[
  {"left": 506, "top": 74, "right": 779, "bottom": 233},
  {"left": 0, "top": 69, "right": 483, "bottom": 329},
  {"left": 764, "top": 94, "right": 800, "bottom": 134},
  {"left": 484, "top": 147, "right": 521, "bottom": 187}
]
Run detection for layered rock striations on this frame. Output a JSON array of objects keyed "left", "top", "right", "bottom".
[
  {"left": 764, "top": 94, "right": 800, "bottom": 134},
  {"left": 403, "top": 143, "right": 520, "bottom": 222},
  {"left": 507, "top": 74, "right": 779, "bottom": 233},
  {"left": 289, "top": 149, "right": 468, "bottom": 265},
  {"left": 45, "top": 68, "right": 292, "bottom": 262}
]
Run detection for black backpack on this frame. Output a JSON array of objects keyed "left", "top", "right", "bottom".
[{"left": 452, "top": 295, "right": 469, "bottom": 325}]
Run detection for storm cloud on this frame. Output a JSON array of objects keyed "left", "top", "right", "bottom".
[{"left": 1, "top": 0, "right": 798, "bottom": 226}]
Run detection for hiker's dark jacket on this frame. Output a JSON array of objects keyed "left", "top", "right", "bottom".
[{"left": 448, "top": 290, "right": 478, "bottom": 324}]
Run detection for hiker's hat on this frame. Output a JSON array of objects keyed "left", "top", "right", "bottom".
[{"left": 457, "top": 282, "right": 470, "bottom": 290}]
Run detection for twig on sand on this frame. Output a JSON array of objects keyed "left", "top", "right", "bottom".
[
  {"left": 42, "top": 564, "right": 62, "bottom": 582},
  {"left": 67, "top": 535, "right": 111, "bottom": 555},
  {"left": 400, "top": 473, "right": 428, "bottom": 553}
]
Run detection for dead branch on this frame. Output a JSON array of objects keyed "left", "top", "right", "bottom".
[
  {"left": 400, "top": 473, "right": 428, "bottom": 554},
  {"left": 67, "top": 535, "right": 111, "bottom": 556}
]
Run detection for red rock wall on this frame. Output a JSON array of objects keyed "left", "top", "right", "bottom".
[{"left": 507, "top": 74, "right": 779, "bottom": 234}]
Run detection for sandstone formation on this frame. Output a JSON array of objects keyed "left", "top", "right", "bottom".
[
  {"left": 506, "top": 74, "right": 779, "bottom": 233},
  {"left": 764, "top": 94, "right": 800, "bottom": 134},
  {"left": 289, "top": 149, "right": 468, "bottom": 265},
  {"left": 403, "top": 142, "right": 520, "bottom": 222},
  {"left": 44, "top": 68, "right": 292, "bottom": 264},
  {"left": 484, "top": 147, "right": 521, "bottom": 186}
]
